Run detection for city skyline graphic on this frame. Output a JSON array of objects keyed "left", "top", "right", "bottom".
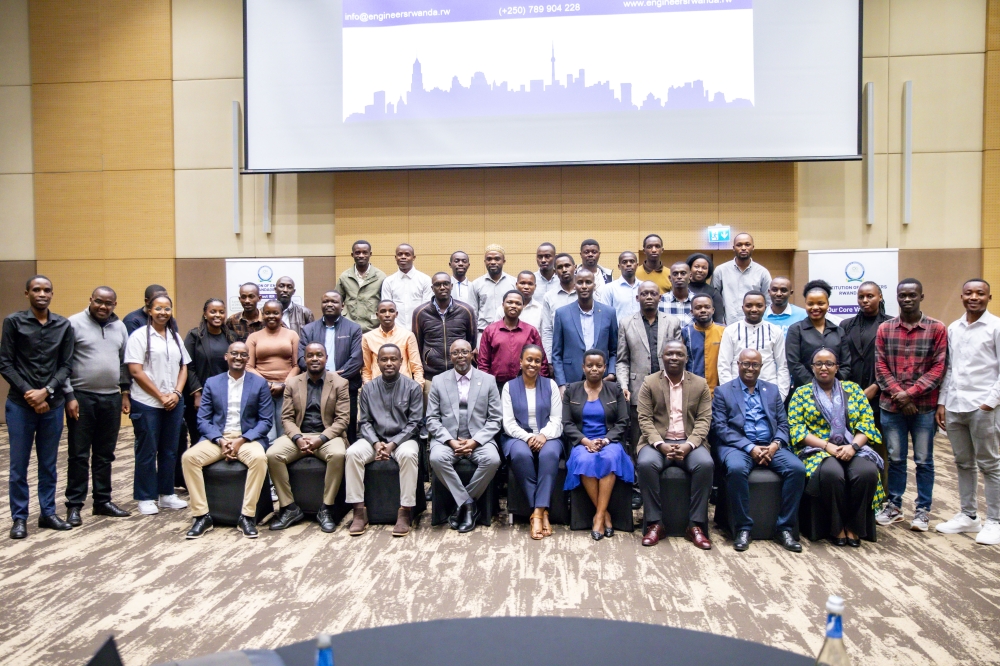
[{"left": 345, "top": 49, "right": 753, "bottom": 122}]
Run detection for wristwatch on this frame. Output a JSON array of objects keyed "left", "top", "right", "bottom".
[
  {"left": 45, "top": 385, "right": 55, "bottom": 397},
  {"left": 851, "top": 443, "right": 862, "bottom": 453}
]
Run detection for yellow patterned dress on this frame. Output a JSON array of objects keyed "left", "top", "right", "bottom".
[{"left": 788, "top": 380, "right": 886, "bottom": 508}]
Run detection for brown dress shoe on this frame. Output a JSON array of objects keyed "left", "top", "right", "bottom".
[
  {"left": 392, "top": 507, "right": 412, "bottom": 537},
  {"left": 686, "top": 525, "right": 712, "bottom": 550},
  {"left": 642, "top": 522, "right": 665, "bottom": 546},
  {"left": 348, "top": 507, "right": 368, "bottom": 536}
]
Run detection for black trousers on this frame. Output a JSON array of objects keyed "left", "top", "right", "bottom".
[
  {"left": 65, "top": 391, "right": 122, "bottom": 508},
  {"left": 817, "top": 455, "right": 879, "bottom": 539}
]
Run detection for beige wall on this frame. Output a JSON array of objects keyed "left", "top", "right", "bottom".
[{"left": 0, "top": 0, "right": 35, "bottom": 263}]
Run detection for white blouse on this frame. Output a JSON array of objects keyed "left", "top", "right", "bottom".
[
  {"left": 501, "top": 378, "right": 563, "bottom": 441},
  {"left": 124, "top": 326, "right": 192, "bottom": 408}
]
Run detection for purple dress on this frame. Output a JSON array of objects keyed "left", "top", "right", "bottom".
[{"left": 564, "top": 399, "right": 635, "bottom": 490}]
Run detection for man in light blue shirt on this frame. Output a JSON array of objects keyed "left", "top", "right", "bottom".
[
  {"left": 762, "top": 277, "right": 807, "bottom": 335},
  {"left": 597, "top": 251, "right": 640, "bottom": 324},
  {"left": 580, "top": 305, "right": 595, "bottom": 349},
  {"left": 324, "top": 322, "right": 338, "bottom": 373}
]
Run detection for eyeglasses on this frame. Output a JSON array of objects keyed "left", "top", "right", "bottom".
[
  {"left": 451, "top": 349, "right": 472, "bottom": 357},
  {"left": 738, "top": 362, "right": 762, "bottom": 370},
  {"left": 812, "top": 361, "right": 838, "bottom": 369},
  {"left": 228, "top": 352, "right": 249, "bottom": 359}
]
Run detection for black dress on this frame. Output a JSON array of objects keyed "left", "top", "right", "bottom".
[{"left": 785, "top": 318, "right": 852, "bottom": 389}]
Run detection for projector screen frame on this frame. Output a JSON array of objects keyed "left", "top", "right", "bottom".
[{"left": 241, "top": 0, "right": 864, "bottom": 175}]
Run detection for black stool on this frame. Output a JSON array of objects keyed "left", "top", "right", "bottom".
[
  {"left": 363, "top": 458, "right": 427, "bottom": 524},
  {"left": 286, "top": 456, "right": 350, "bottom": 524},
  {"left": 798, "top": 491, "right": 877, "bottom": 543},
  {"left": 714, "top": 468, "right": 797, "bottom": 541},
  {"left": 506, "top": 460, "right": 569, "bottom": 526},
  {"left": 640, "top": 466, "right": 691, "bottom": 536},
  {"left": 569, "top": 477, "right": 635, "bottom": 532},
  {"left": 203, "top": 460, "right": 274, "bottom": 526},
  {"left": 431, "top": 457, "right": 495, "bottom": 527}
]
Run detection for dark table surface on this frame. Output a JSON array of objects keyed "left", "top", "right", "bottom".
[{"left": 273, "top": 617, "right": 814, "bottom": 666}]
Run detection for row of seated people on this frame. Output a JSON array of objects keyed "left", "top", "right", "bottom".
[{"left": 183, "top": 336, "right": 881, "bottom": 551}]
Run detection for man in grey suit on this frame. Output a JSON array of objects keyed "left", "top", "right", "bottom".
[
  {"left": 426, "top": 339, "right": 503, "bottom": 533},
  {"left": 617, "top": 281, "right": 683, "bottom": 454}
]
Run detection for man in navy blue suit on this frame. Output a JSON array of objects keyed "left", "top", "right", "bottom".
[
  {"left": 712, "top": 348, "right": 805, "bottom": 553},
  {"left": 298, "top": 291, "right": 363, "bottom": 441},
  {"left": 181, "top": 341, "right": 274, "bottom": 539},
  {"left": 551, "top": 269, "right": 618, "bottom": 389}
]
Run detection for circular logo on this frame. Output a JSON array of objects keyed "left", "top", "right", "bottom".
[
  {"left": 845, "top": 261, "right": 865, "bottom": 283},
  {"left": 257, "top": 265, "right": 273, "bottom": 282}
]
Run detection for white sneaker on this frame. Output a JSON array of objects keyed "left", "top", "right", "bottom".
[
  {"left": 158, "top": 494, "right": 188, "bottom": 510},
  {"left": 935, "top": 512, "right": 981, "bottom": 534},
  {"left": 137, "top": 500, "right": 159, "bottom": 515},
  {"left": 975, "top": 520, "right": 1000, "bottom": 545},
  {"left": 910, "top": 507, "right": 930, "bottom": 532}
]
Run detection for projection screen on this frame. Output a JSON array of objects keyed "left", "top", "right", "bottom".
[{"left": 244, "top": 0, "right": 861, "bottom": 172}]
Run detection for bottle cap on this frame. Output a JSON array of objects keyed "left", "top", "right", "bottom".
[
  {"left": 826, "top": 595, "right": 845, "bottom": 615},
  {"left": 316, "top": 634, "right": 332, "bottom": 649}
]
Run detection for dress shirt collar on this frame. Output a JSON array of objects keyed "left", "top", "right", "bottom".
[
  {"left": 958, "top": 310, "right": 995, "bottom": 329},
  {"left": 664, "top": 291, "right": 693, "bottom": 303},
  {"left": 434, "top": 298, "right": 452, "bottom": 316},
  {"left": 734, "top": 259, "right": 756, "bottom": 274},
  {"left": 662, "top": 371, "right": 685, "bottom": 388},
  {"left": 307, "top": 375, "right": 324, "bottom": 387},
  {"left": 501, "top": 318, "right": 523, "bottom": 331},
  {"left": 228, "top": 371, "right": 245, "bottom": 385},
  {"left": 740, "top": 380, "right": 759, "bottom": 396},
  {"left": 578, "top": 303, "right": 595, "bottom": 315}
]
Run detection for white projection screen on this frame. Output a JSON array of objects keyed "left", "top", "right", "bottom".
[{"left": 244, "top": 0, "right": 861, "bottom": 172}]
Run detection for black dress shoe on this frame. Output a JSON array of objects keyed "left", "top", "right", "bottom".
[
  {"left": 38, "top": 514, "right": 72, "bottom": 531},
  {"left": 733, "top": 529, "right": 752, "bottom": 551},
  {"left": 829, "top": 536, "right": 847, "bottom": 547},
  {"left": 237, "top": 514, "right": 259, "bottom": 538},
  {"left": 448, "top": 505, "right": 461, "bottom": 530},
  {"left": 186, "top": 514, "right": 214, "bottom": 539},
  {"left": 269, "top": 504, "right": 304, "bottom": 531},
  {"left": 631, "top": 486, "right": 642, "bottom": 510},
  {"left": 67, "top": 506, "right": 82, "bottom": 527},
  {"left": 93, "top": 501, "right": 130, "bottom": 517},
  {"left": 775, "top": 529, "right": 802, "bottom": 553},
  {"left": 457, "top": 501, "right": 478, "bottom": 533},
  {"left": 316, "top": 505, "right": 337, "bottom": 533},
  {"left": 9, "top": 519, "right": 26, "bottom": 539},
  {"left": 846, "top": 537, "right": 862, "bottom": 548}
]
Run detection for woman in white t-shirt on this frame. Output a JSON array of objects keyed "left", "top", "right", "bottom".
[{"left": 125, "top": 294, "right": 192, "bottom": 516}]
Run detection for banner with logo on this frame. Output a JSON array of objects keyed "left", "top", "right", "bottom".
[
  {"left": 225, "top": 258, "right": 306, "bottom": 317},
  {"left": 808, "top": 249, "right": 898, "bottom": 317}
]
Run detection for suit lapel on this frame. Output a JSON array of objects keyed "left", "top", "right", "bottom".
[
  {"left": 466, "top": 369, "right": 483, "bottom": 418},
  {"left": 444, "top": 370, "right": 459, "bottom": 415},
  {"left": 321, "top": 372, "right": 334, "bottom": 421},
  {"left": 571, "top": 307, "right": 585, "bottom": 347},
  {"left": 656, "top": 312, "right": 670, "bottom": 356},
  {"left": 633, "top": 315, "right": 650, "bottom": 355}
]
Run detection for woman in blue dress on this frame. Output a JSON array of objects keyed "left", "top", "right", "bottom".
[{"left": 563, "top": 349, "right": 633, "bottom": 540}]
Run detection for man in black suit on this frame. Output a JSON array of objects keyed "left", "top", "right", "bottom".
[{"left": 298, "top": 291, "right": 363, "bottom": 442}]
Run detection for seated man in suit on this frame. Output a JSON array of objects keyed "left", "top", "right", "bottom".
[
  {"left": 297, "top": 291, "right": 363, "bottom": 442},
  {"left": 182, "top": 341, "right": 273, "bottom": 539},
  {"left": 268, "top": 343, "right": 351, "bottom": 533},
  {"left": 427, "top": 340, "right": 503, "bottom": 533},
  {"left": 345, "top": 343, "right": 424, "bottom": 537},
  {"left": 712, "top": 348, "right": 806, "bottom": 553},
  {"left": 552, "top": 269, "right": 618, "bottom": 390},
  {"left": 636, "top": 341, "right": 714, "bottom": 550}
]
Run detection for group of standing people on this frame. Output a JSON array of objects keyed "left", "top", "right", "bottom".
[{"left": 2, "top": 233, "right": 997, "bottom": 549}]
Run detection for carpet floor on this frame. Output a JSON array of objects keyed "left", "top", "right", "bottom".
[{"left": 0, "top": 426, "right": 997, "bottom": 665}]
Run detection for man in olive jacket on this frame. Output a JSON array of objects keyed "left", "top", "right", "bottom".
[{"left": 337, "top": 240, "right": 386, "bottom": 333}]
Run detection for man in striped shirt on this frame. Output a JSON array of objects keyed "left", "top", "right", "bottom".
[{"left": 717, "top": 291, "right": 789, "bottom": 400}]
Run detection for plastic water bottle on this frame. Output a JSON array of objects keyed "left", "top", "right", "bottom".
[
  {"left": 815, "top": 595, "right": 850, "bottom": 665},
  {"left": 315, "top": 633, "right": 333, "bottom": 666}
]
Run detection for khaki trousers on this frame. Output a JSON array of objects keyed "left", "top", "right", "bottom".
[
  {"left": 182, "top": 435, "right": 267, "bottom": 518},
  {"left": 267, "top": 434, "right": 346, "bottom": 507},
  {"left": 345, "top": 438, "right": 420, "bottom": 506}
]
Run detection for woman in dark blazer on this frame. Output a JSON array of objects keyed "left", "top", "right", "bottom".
[
  {"left": 183, "top": 298, "right": 237, "bottom": 443},
  {"left": 785, "top": 280, "right": 852, "bottom": 391},
  {"left": 562, "top": 349, "right": 633, "bottom": 540}
]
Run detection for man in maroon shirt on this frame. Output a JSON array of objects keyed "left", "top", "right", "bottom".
[
  {"left": 477, "top": 290, "right": 548, "bottom": 393},
  {"left": 875, "top": 278, "right": 948, "bottom": 532}
]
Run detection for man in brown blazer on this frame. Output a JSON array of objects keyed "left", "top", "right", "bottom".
[
  {"left": 636, "top": 340, "right": 714, "bottom": 549},
  {"left": 266, "top": 343, "right": 350, "bottom": 532}
]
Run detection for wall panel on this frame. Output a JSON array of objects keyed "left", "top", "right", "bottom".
[
  {"left": 484, "top": 167, "right": 562, "bottom": 256},
  {"left": 28, "top": 0, "right": 100, "bottom": 84},
  {"left": 0, "top": 0, "right": 31, "bottom": 86},
  {"left": 100, "top": 79, "right": 173, "bottom": 171},
  {"left": 639, "top": 163, "right": 718, "bottom": 250},
  {"left": 257, "top": 172, "right": 336, "bottom": 257},
  {"left": 34, "top": 172, "right": 103, "bottom": 260},
  {"left": 888, "top": 152, "right": 983, "bottom": 248},
  {"left": 0, "top": 175, "right": 36, "bottom": 261},
  {"left": 98, "top": 0, "right": 172, "bottom": 82},
  {"left": 31, "top": 82, "right": 102, "bottom": 173},
  {"left": 102, "top": 169, "right": 175, "bottom": 257},
  {"left": 173, "top": 78, "right": 244, "bottom": 169},
  {"left": 0, "top": 86, "right": 34, "bottom": 174},
  {"left": 408, "top": 169, "right": 486, "bottom": 256},
  {"left": 175, "top": 168, "right": 256, "bottom": 258},
  {"left": 333, "top": 170, "right": 409, "bottom": 260},
  {"left": 888, "top": 0, "right": 987, "bottom": 57},
  {"left": 171, "top": 0, "right": 244, "bottom": 81},
  {"left": 719, "top": 162, "right": 796, "bottom": 249},
  {"left": 561, "top": 165, "right": 640, "bottom": 258}
]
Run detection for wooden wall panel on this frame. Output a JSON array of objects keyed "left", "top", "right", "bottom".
[
  {"left": 719, "top": 162, "right": 797, "bottom": 249},
  {"left": 34, "top": 259, "right": 105, "bottom": 314},
  {"left": 561, "top": 165, "right": 640, "bottom": 259},
  {"left": 103, "top": 258, "right": 175, "bottom": 314},
  {"left": 484, "top": 167, "right": 562, "bottom": 255},
  {"left": 28, "top": 0, "right": 100, "bottom": 84},
  {"left": 986, "top": 51, "right": 1000, "bottom": 151},
  {"left": 31, "top": 83, "right": 101, "bottom": 173},
  {"left": 408, "top": 169, "right": 485, "bottom": 257},
  {"left": 899, "top": 248, "right": 981, "bottom": 323},
  {"left": 34, "top": 172, "right": 103, "bottom": 260},
  {"left": 100, "top": 80, "right": 173, "bottom": 170},
  {"left": 103, "top": 169, "right": 174, "bottom": 257},
  {"left": 98, "top": 0, "right": 172, "bottom": 82},
  {"left": 985, "top": 0, "right": 999, "bottom": 314},
  {"left": 174, "top": 258, "right": 226, "bottom": 334},
  {"left": 639, "top": 163, "right": 719, "bottom": 250},
  {"left": 334, "top": 170, "right": 408, "bottom": 262}
]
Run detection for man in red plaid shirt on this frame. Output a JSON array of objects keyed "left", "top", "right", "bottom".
[{"left": 875, "top": 278, "right": 948, "bottom": 532}]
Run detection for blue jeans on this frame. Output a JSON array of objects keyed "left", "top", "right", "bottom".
[
  {"left": 6, "top": 399, "right": 64, "bottom": 520},
  {"left": 130, "top": 401, "right": 184, "bottom": 501},
  {"left": 881, "top": 409, "right": 936, "bottom": 511}
]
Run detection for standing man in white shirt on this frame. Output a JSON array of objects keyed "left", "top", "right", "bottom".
[
  {"left": 471, "top": 244, "right": 516, "bottom": 335},
  {"left": 541, "top": 253, "right": 579, "bottom": 361},
  {"left": 713, "top": 233, "right": 772, "bottom": 324},
  {"left": 598, "top": 251, "right": 641, "bottom": 324},
  {"left": 717, "top": 291, "right": 789, "bottom": 400},
  {"left": 449, "top": 251, "right": 474, "bottom": 306},
  {"left": 381, "top": 243, "right": 432, "bottom": 333},
  {"left": 534, "top": 242, "right": 559, "bottom": 300},
  {"left": 935, "top": 279, "right": 1000, "bottom": 545}
]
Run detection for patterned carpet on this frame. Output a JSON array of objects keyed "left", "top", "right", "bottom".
[{"left": 0, "top": 426, "right": 997, "bottom": 666}]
